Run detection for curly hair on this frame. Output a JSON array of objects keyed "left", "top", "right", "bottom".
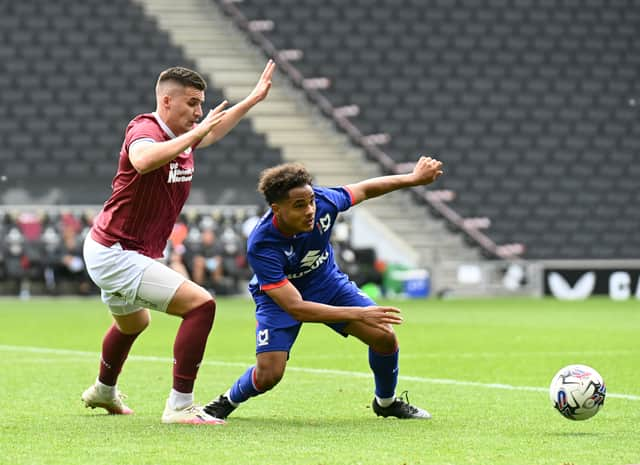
[
  {"left": 157, "top": 66, "right": 207, "bottom": 91},
  {"left": 258, "top": 163, "right": 313, "bottom": 204}
]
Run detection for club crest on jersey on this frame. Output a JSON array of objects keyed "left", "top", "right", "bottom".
[
  {"left": 317, "top": 213, "right": 331, "bottom": 233},
  {"left": 167, "top": 162, "right": 193, "bottom": 183}
]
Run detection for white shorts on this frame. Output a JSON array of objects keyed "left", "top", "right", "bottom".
[{"left": 83, "top": 234, "right": 186, "bottom": 315}]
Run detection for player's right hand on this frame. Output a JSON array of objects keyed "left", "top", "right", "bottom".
[{"left": 360, "top": 306, "right": 403, "bottom": 332}]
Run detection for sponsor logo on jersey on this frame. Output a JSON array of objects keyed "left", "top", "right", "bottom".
[
  {"left": 287, "top": 249, "right": 330, "bottom": 279},
  {"left": 167, "top": 162, "right": 193, "bottom": 183}
]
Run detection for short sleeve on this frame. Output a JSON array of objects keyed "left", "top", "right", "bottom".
[
  {"left": 125, "top": 119, "right": 160, "bottom": 151},
  {"left": 316, "top": 186, "right": 354, "bottom": 213},
  {"left": 247, "top": 245, "right": 288, "bottom": 291}
]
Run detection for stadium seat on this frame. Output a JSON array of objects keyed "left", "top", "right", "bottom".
[
  {"left": 0, "top": 0, "right": 282, "bottom": 207},
  {"left": 224, "top": 0, "right": 640, "bottom": 258}
]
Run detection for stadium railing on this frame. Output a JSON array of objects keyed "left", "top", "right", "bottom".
[{"left": 213, "top": 0, "right": 524, "bottom": 261}]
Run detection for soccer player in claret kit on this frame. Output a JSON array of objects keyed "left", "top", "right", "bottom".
[
  {"left": 204, "top": 156, "right": 443, "bottom": 420},
  {"left": 81, "top": 60, "right": 275, "bottom": 424}
]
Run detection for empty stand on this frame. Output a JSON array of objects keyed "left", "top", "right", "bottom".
[
  {"left": 226, "top": 0, "right": 640, "bottom": 258},
  {"left": 0, "top": 0, "right": 282, "bottom": 206}
]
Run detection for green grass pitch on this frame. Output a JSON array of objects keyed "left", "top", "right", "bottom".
[{"left": 0, "top": 297, "right": 638, "bottom": 465}]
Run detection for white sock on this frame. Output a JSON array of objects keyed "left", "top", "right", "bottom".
[
  {"left": 224, "top": 389, "right": 239, "bottom": 407},
  {"left": 376, "top": 395, "right": 395, "bottom": 408},
  {"left": 95, "top": 379, "right": 116, "bottom": 396},
  {"left": 169, "top": 389, "right": 193, "bottom": 410}
]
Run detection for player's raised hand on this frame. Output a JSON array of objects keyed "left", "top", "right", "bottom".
[
  {"left": 359, "top": 306, "right": 403, "bottom": 333},
  {"left": 194, "top": 100, "right": 228, "bottom": 139},
  {"left": 248, "top": 59, "right": 276, "bottom": 103},
  {"left": 412, "top": 156, "right": 443, "bottom": 185}
]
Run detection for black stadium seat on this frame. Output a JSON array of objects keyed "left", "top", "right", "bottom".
[
  {"left": 0, "top": 0, "right": 282, "bottom": 206},
  {"left": 223, "top": 0, "right": 640, "bottom": 258}
]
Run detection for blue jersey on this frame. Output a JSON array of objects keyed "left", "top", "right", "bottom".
[{"left": 247, "top": 186, "right": 355, "bottom": 327}]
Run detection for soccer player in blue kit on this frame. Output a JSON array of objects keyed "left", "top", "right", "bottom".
[{"left": 204, "top": 155, "right": 443, "bottom": 419}]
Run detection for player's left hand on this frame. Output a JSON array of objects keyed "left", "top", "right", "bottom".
[
  {"left": 249, "top": 59, "right": 276, "bottom": 103},
  {"left": 411, "top": 156, "right": 443, "bottom": 185}
]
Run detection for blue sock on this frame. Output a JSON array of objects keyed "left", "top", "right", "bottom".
[
  {"left": 368, "top": 347, "right": 399, "bottom": 399},
  {"left": 228, "top": 366, "right": 263, "bottom": 404}
]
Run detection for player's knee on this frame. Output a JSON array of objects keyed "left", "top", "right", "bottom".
[
  {"left": 255, "top": 366, "right": 284, "bottom": 391},
  {"left": 117, "top": 320, "right": 149, "bottom": 335},
  {"left": 191, "top": 286, "right": 216, "bottom": 310},
  {"left": 114, "top": 309, "right": 151, "bottom": 334},
  {"left": 370, "top": 331, "right": 398, "bottom": 354},
  {"left": 137, "top": 315, "right": 151, "bottom": 333},
  {"left": 167, "top": 279, "right": 215, "bottom": 316},
  {"left": 184, "top": 299, "right": 216, "bottom": 331}
]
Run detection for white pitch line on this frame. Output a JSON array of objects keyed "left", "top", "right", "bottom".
[
  {"left": 399, "top": 349, "right": 639, "bottom": 359},
  {"left": 1, "top": 344, "right": 638, "bottom": 401},
  {"left": 299, "top": 349, "right": 639, "bottom": 360}
]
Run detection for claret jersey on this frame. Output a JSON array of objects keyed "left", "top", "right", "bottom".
[
  {"left": 247, "top": 186, "right": 356, "bottom": 327},
  {"left": 91, "top": 112, "right": 197, "bottom": 259}
]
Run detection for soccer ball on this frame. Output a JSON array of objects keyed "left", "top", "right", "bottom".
[{"left": 549, "top": 364, "right": 606, "bottom": 421}]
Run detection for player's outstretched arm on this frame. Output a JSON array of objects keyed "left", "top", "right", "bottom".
[
  {"left": 266, "top": 281, "right": 402, "bottom": 333},
  {"left": 129, "top": 102, "right": 228, "bottom": 174},
  {"left": 345, "top": 155, "right": 443, "bottom": 205},
  {"left": 198, "top": 59, "right": 276, "bottom": 148}
]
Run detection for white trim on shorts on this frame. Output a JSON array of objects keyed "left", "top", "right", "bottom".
[{"left": 83, "top": 234, "right": 186, "bottom": 315}]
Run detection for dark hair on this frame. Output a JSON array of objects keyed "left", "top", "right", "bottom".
[
  {"left": 157, "top": 67, "right": 207, "bottom": 91},
  {"left": 258, "top": 163, "right": 313, "bottom": 204}
]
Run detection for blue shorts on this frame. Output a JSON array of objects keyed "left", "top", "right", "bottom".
[{"left": 254, "top": 280, "right": 376, "bottom": 354}]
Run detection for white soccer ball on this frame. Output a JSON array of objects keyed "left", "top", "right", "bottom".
[{"left": 549, "top": 364, "right": 606, "bottom": 421}]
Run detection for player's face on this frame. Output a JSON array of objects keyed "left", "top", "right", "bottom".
[
  {"left": 274, "top": 185, "right": 316, "bottom": 235},
  {"left": 166, "top": 86, "right": 205, "bottom": 135}
]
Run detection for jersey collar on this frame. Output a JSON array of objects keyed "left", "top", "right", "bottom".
[
  {"left": 271, "top": 215, "right": 295, "bottom": 238},
  {"left": 152, "top": 112, "right": 177, "bottom": 139}
]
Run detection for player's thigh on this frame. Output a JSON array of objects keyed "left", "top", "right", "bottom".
[
  {"left": 254, "top": 323, "right": 301, "bottom": 383},
  {"left": 330, "top": 280, "right": 397, "bottom": 352},
  {"left": 342, "top": 321, "right": 397, "bottom": 354},
  {"left": 84, "top": 235, "right": 191, "bottom": 315},
  {"left": 255, "top": 323, "right": 302, "bottom": 355},
  {"left": 105, "top": 259, "right": 209, "bottom": 317},
  {"left": 134, "top": 259, "right": 212, "bottom": 316}
]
